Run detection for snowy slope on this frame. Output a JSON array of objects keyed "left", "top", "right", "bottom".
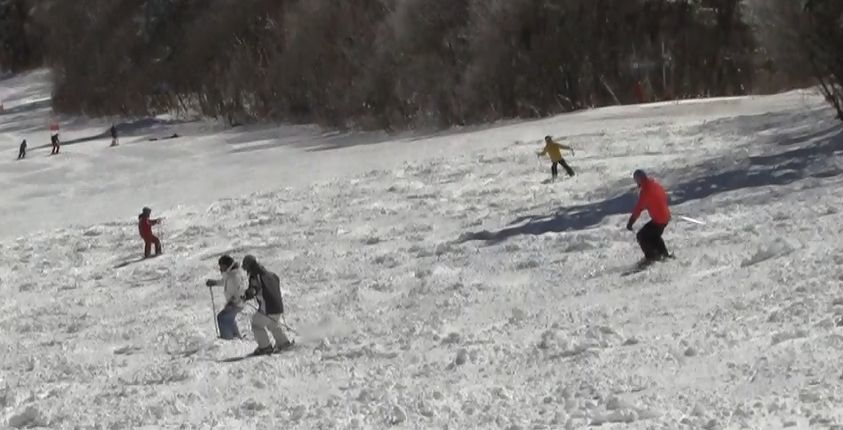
[{"left": 2, "top": 71, "right": 843, "bottom": 429}]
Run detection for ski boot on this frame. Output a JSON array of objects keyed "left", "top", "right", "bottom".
[{"left": 273, "top": 340, "right": 295, "bottom": 354}]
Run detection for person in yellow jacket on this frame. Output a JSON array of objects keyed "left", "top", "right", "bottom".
[{"left": 537, "top": 135, "right": 575, "bottom": 179}]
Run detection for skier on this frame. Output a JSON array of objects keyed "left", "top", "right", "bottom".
[
  {"left": 17, "top": 139, "right": 26, "bottom": 159},
  {"left": 626, "top": 169, "right": 672, "bottom": 263},
  {"left": 138, "top": 207, "right": 163, "bottom": 258},
  {"left": 50, "top": 121, "right": 60, "bottom": 155},
  {"left": 50, "top": 134, "right": 60, "bottom": 154},
  {"left": 537, "top": 135, "right": 575, "bottom": 179},
  {"left": 240, "top": 255, "right": 293, "bottom": 355},
  {"left": 110, "top": 125, "right": 119, "bottom": 147},
  {"left": 206, "top": 255, "right": 244, "bottom": 340}
]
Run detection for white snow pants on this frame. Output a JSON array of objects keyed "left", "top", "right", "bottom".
[{"left": 251, "top": 312, "right": 289, "bottom": 348}]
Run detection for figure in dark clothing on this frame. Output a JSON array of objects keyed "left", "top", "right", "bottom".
[
  {"left": 50, "top": 134, "right": 60, "bottom": 155},
  {"left": 241, "top": 255, "right": 293, "bottom": 355},
  {"left": 110, "top": 125, "right": 119, "bottom": 147},
  {"left": 17, "top": 139, "right": 26, "bottom": 159}
]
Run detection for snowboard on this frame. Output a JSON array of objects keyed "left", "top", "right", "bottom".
[{"left": 620, "top": 254, "right": 675, "bottom": 277}]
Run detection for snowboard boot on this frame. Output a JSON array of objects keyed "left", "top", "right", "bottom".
[
  {"left": 659, "top": 253, "right": 675, "bottom": 261},
  {"left": 252, "top": 346, "right": 274, "bottom": 356},
  {"left": 273, "top": 340, "right": 295, "bottom": 354}
]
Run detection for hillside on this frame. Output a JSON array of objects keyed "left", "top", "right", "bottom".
[{"left": 1, "top": 71, "right": 842, "bottom": 429}]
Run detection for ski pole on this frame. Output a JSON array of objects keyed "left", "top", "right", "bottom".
[
  {"left": 677, "top": 215, "right": 706, "bottom": 225},
  {"left": 208, "top": 286, "right": 219, "bottom": 338}
]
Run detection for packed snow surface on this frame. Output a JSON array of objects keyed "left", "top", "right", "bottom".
[{"left": 2, "top": 70, "right": 843, "bottom": 429}]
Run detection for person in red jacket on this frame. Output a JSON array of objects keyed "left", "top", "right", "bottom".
[
  {"left": 138, "top": 207, "right": 163, "bottom": 258},
  {"left": 626, "top": 170, "right": 672, "bottom": 262}
]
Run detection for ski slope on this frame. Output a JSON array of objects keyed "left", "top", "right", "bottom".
[{"left": 2, "top": 70, "right": 843, "bottom": 429}]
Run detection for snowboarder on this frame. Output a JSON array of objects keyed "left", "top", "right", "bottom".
[
  {"left": 537, "top": 135, "right": 575, "bottom": 179},
  {"left": 206, "top": 255, "right": 244, "bottom": 340},
  {"left": 110, "top": 124, "right": 119, "bottom": 147},
  {"left": 17, "top": 139, "right": 26, "bottom": 159},
  {"left": 240, "top": 255, "right": 293, "bottom": 355},
  {"left": 138, "top": 207, "right": 162, "bottom": 258},
  {"left": 626, "top": 169, "right": 672, "bottom": 263}
]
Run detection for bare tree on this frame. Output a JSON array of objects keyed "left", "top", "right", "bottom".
[{"left": 30, "top": 0, "right": 778, "bottom": 130}]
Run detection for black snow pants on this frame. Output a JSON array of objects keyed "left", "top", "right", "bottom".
[
  {"left": 636, "top": 221, "right": 669, "bottom": 260},
  {"left": 552, "top": 159, "right": 575, "bottom": 178}
]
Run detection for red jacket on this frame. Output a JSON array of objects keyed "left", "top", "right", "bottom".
[
  {"left": 631, "top": 178, "right": 671, "bottom": 225},
  {"left": 138, "top": 215, "right": 159, "bottom": 239}
]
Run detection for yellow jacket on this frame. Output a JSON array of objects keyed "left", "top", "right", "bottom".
[{"left": 538, "top": 140, "right": 573, "bottom": 162}]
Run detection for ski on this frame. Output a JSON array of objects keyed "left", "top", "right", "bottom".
[
  {"left": 113, "top": 254, "right": 160, "bottom": 269},
  {"left": 677, "top": 215, "right": 706, "bottom": 225},
  {"left": 217, "top": 342, "right": 296, "bottom": 363},
  {"left": 620, "top": 254, "right": 675, "bottom": 277},
  {"left": 620, "top": 260, "right": 656, "bottom": 277}
]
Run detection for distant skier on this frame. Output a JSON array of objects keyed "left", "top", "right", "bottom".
[
  {"left": 626, "top": 169, "right": 672, "bottom": 263},
  {"left": 110, "top": 125, "right": 119, "bottom": 147},
  {"left": 240, "top": 255, "right": 293, "bottom": 355},
  {"left": 537, "top": 135, "right": 575, "bottom": 179},
  {"left": 206, "top": 255, "right": 244, "bottom": 340},
  {"left": 17, "top": 139, "right": 26, "bottom": 159},
  {"left": 138, "top": 207, "right": 163, "bottom": 258},
  {"left": 50, "top": 121, "right": 60, "bottom": 155}
]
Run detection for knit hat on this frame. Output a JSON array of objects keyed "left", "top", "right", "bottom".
[
  {"left": 633, "top": 169, "right": 647, "bottom": 181},
  {"left": 242, "top": 255, "right": 258, "bottom": 273},
  {"left": 218, "top": 255, "right": 235, "bottom": 267}
]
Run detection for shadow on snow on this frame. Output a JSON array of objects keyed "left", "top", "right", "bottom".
[{"left": 459, "top": 117, "right": 843, "bottom": 245}]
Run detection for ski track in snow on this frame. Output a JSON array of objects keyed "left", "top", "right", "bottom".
[{"left": 2, "top": 72, "right": 843, "bottom": 428}]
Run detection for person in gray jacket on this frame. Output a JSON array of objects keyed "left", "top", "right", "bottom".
[
  {"left": 241, "top": 255, "right": 294, "bottom": 355},
  {"left": 205, "top": 255, "right": 244, "bottom": 339}
]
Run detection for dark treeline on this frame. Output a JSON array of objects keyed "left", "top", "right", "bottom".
[{"left": 0, "top": 0, "right": 836, "bottom": 129}]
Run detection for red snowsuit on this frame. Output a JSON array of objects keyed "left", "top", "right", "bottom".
[{"left": 138, "top": 214, "right": 162, "bottom": 257}]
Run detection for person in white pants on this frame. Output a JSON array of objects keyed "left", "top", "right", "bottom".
[{"left": 241, "top": 255, "right": 293, "bottom": 355}]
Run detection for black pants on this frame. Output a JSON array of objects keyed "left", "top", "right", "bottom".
[
  {"left": 636, "top": 221, "right": 669, "bottom": 260},
  {"left": 17, "top": 148, "right": 25, "bottom": 159},
  {"left": 51, "top": 135, "right": 60, "bottom": 154},
  {"left": 143, "top": 236, "right": 162, "bottom": 257},
  {"left": 552, "top": 159, "right": 574, "bottom": 178}
]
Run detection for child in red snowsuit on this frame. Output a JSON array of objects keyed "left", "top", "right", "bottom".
[{"left": 138, "top": 207, "right": 162, "bottom": 258}]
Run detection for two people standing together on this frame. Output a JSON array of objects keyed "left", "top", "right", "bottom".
[{"left": 205, "top": 254, "right": 294, "bottom": 356}]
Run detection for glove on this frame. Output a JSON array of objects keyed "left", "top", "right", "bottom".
[
  {"left": 626, "top": 220, "right": 634, "bottom": 231},
  {"left": 205, "top": 279, "right": 217, "bottom": 287}
]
